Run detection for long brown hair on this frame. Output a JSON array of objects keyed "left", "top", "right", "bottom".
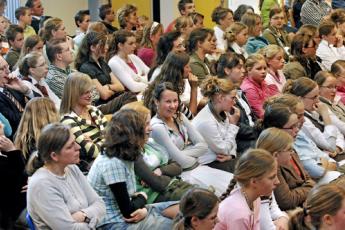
[{"left": 14, "top": 98, "right": 60, "bottom": 160}]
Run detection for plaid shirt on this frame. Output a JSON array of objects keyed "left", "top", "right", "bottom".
[
  {"left": 46, "top": 64, "right": 72, "bottom": 99},
  {"left": 87, "top": 154, "right": 136, "bottom": 228}
]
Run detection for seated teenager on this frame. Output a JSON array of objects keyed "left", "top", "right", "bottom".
[
  {"left": 257, "top": 127, "right": 315, "bottom": 211},
  {"left": 121, "top": 102, "right": 195, "bottom": 204},
  {"left": 108, "top": 30, "right": 149, "bottom": 93},
  {"left": 261, "top": 44, "right": 287, "bottom": 92},
  {"left": 188, "top": 28, "right": 216, "bottom": 85},
  {"left": 26, "top": 123, "right": 106, "bottom": 229},
  {"left": 284, "top": 77, "right": 345, "bottom": 156},
  {"left": 19, "top": 51, "right": 60, "bottom": 109},
  {"left": 88, "top": 109, "right": 179, "bottom": 230},
  {"left": 225, "top": 22, "right": 249, "bottom": 58},
  {"left": 215, "top": 149, "right": 279, "bottom": 230},
  {"left": 192, "top": 77, "right": 239, "bottom": 173},
  {"left": 315, "top": 71, "right": 345, "bottom": 138},
  {"left": 240, "top": 53, "right": 279, "bottom": 119},
  {"left": 150, "top": 82, "right": 234, "bottom": 196},
  {"left": 264, "top": 94, "right": 343, "bottom": 183},
  {"left": 137, "top": 21, "right": 163, "bottom": 67},
  {"left": 14, "top": 97, "right": 59, "bottom": 163},
  {"left": 217, "top": 52, "right": 258, "bottom": 154},
  {"left": 60, "top": 72, "right": 107, "bottom": 173},
  {"left": 173, "top": 188, "right": 219, "bottom": 230},
  {"left": 316, "top": 20, "right": 345, "bottom": 71},
  {"left": 283, "top": 34, "right": 322, "bottom": 80},
  {"left": 241, "top": 12, "right": 268, "bottom": 55},
  {"left": 75, "top": 31, "right": 136, "bottom": 114},
  {"left": 331, "top": 59, "right": 345, "bottom": 105},
  {"left": 262, "top": 8, "right": 290, "bottom": 60},
  {"left": 144, "top": 51, "right": 198, "bottom": 120}
]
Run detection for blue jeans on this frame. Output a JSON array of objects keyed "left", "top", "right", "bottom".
[{"left": 99, "top": 201, "right": 177, "bottom": 230}]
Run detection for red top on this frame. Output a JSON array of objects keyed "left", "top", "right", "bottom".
[
  {"left": 240, "top": 76, "right": 279, "bottom": 118},
  {"left": 137, "top": 47, "right": 155, "bottom": 67}
]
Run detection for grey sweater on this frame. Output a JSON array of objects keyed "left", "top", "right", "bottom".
[{"left": 27, "top": 165, "right": 106, "bottom": 230}]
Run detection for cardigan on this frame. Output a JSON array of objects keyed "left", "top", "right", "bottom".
[
  {"left": 150, "top": 113, "right": 208, "bottom": 169},
  {"left": 192, "top": 103, "right": 239, "bottom": 164},
  {"left": 61, "top": 106, "right": 107, "bottom": 171},
  {"left": 108, "top": 54, "right": 149, "bottom": 93},
  {"left": 273, "top": 152, "right": 315, "bottom": 211}
]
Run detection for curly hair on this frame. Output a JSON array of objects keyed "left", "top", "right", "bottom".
[{"left": 103, "top": 109, "right": 146, "bottom": 161}]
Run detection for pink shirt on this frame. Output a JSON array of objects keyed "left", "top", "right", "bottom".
[
  {"left": 240, "top": 77, "right": 279, "bottom": 118},
  {"left": 337, "top": 86, "right": 345, "bottom": 105},
  {"left": 165, "top": 19, "right": 176, "bottom": 33},
  {"left": 137, "top": 47, "right": 155, "bottom": 67},
  {"left": 215, "top": 188, "right": 261, "bottom": 230}
]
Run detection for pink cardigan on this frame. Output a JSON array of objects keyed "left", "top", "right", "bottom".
[
  {"left": 240, "top": 77, "right": 279, "bottom": 118},
  {"left": 215, "top": 188, "right": 261, "bottom": 230}
]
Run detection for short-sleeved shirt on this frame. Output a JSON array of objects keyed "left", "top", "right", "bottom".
[{"left": 87, "top": 154, "right": 136, "bottom": 227}]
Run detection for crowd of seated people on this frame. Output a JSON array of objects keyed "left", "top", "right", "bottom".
[{"left": 4, "top": 0, "right": 345, "bottom": 229}]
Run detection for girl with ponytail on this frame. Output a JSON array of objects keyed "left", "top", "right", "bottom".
[
  {"left": 215, "top": 148, "right": 279, "bottom": 230},
  {"left": 173, "top": 188, "right": 219, "bottom": 230},
  {"left": 289, "top": 184, "right": 345, "bottom": 230}
]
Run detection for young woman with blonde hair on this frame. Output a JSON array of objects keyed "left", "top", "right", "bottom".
[
  {"left": 257, "top": 127, "right": 315, "bottom": 212},
  {"left": 240, "top": 53, "right": 279, "bottom": 118},
  {"left": 289, "top": 184, "right": 345, "bottom": 230},
  {"left": 260, "top": 44, "right": 286, "bottom": 92},
  {"left": 241, "top": 12, "right": 268, "bottom": 55},
  {"left": 14, "top": 97, "right": 59, "bottom": 162},
  {"left": 175, "top": 16, "right": 195, "bottom": 39},
  {"left": 60, "top": 72, "right": 107, "bottom": 173},
  {"left": 225, "top": 22, "right": 249, "bottom": 58},
  {"left": 215, "top": 148, "right": 279, "bottom": 230}
]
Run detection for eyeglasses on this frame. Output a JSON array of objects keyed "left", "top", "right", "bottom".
[{"left": 282, "top": 122, "right": 300, "bottom": 131}]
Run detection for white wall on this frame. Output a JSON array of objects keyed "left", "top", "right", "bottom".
[
  {"left": 228, "top": 0, "right": 260, "bottom": 13},
  {"left": 20, "top": 0, "right": 89, "bottom": 35},
  {"left": 159, "top": 0, "right": 179, "bottom": 29}
]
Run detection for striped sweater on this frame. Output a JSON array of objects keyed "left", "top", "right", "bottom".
[{"left": 61, "top": 106, "right": 107, "bottom": 162}]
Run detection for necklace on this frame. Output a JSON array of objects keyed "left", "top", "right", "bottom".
[{"left": 242, "top": 189, "right": 254, "bottom": 211}]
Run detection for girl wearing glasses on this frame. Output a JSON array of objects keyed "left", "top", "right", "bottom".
[
  {"left": 284, "top": 77, "right": 345, "bottom": 154},
  {"left": 263, "top": 94, "right": 342, "bottom": 184}
]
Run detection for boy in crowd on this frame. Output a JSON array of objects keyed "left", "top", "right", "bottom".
[
  {"left": 4, "top": 25, "right": 24, "bottom": 71},
  {"left": 15, "top": 6, "right": 36, "bottom": 39}
]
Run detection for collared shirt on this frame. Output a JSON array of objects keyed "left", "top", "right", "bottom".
[
  {"left": 316, "top": 39, "right": 345, "bottom": 71},
  {"left": 22, "top": 75, "right": 61, "bottom": 109},
  {"left": 45, "top": 64, "right": 72, "bottom": 99},
  {"left": 301, "top": 0, "right": 331, "bottom": 26},
  {"left": 88, "top": 154, "right": 136, "bottom": 228},
  {"left": 230, "top": 42, "right": 248, "bottom": 58}
]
